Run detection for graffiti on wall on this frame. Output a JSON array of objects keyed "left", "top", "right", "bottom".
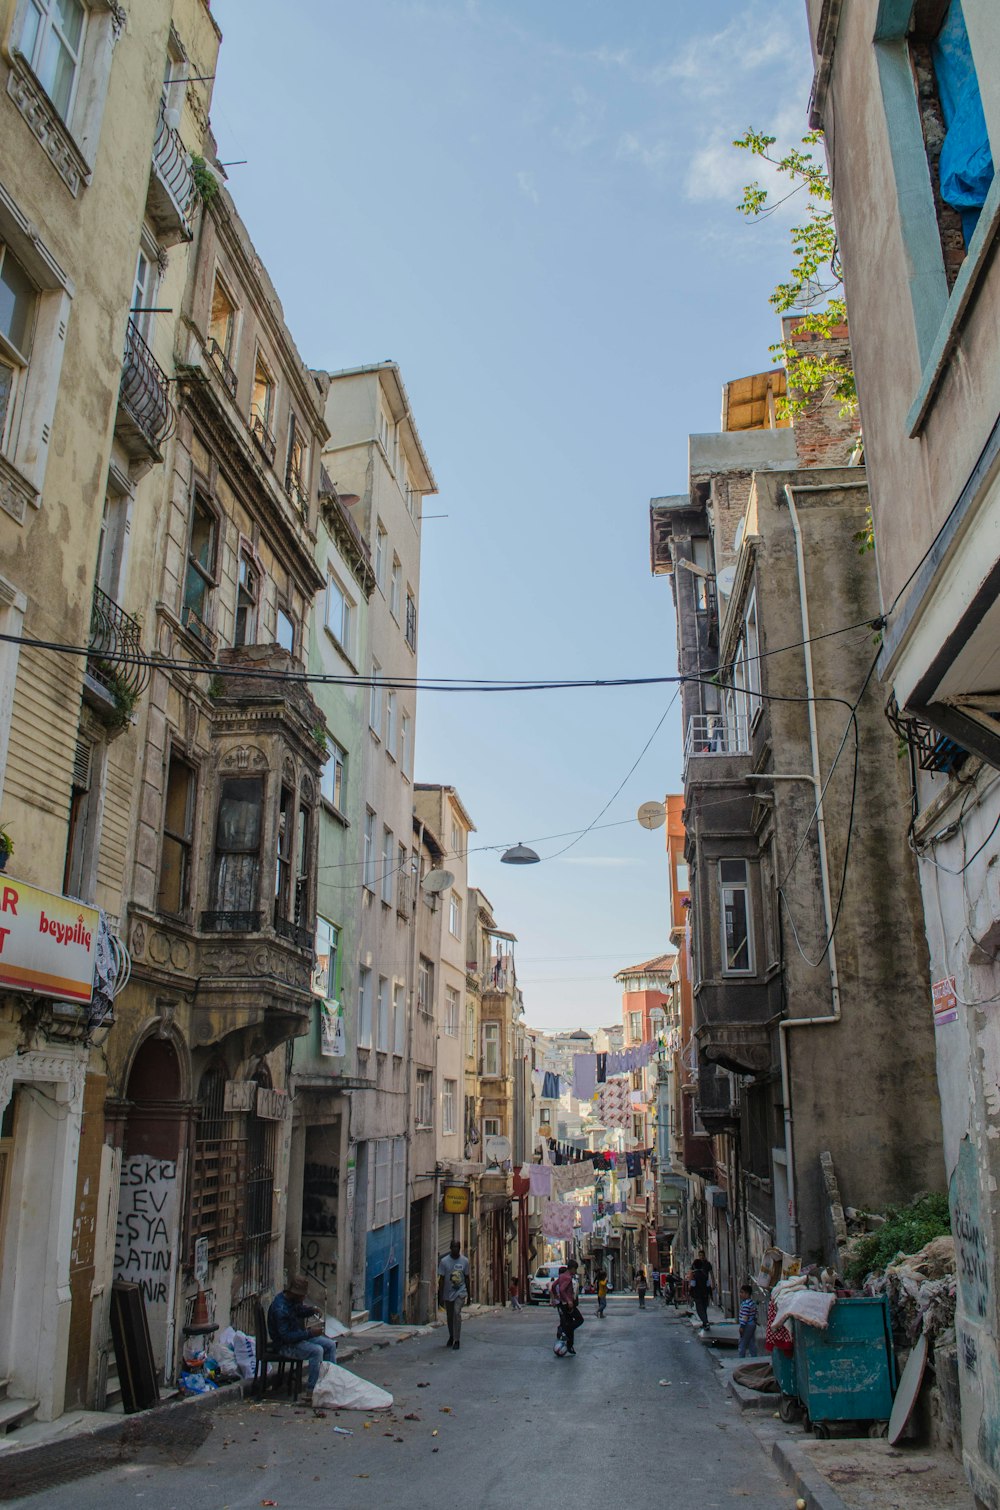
[
  {"left": 301, "top": 1155, "right": 339, "bottom": 1289},
  {"left": 952, "top": 1137, "right": 991, "bottom": 1329},
  {"left": 115, "top": 1155, "right": 179, "bottom": 1364}
]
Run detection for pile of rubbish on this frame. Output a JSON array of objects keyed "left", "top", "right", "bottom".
[{"left": 864, "top": 1235, "right": 957, "bottom": 1345}]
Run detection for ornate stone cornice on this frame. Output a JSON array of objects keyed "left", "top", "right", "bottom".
[{"left": 6, "top": 53, "right": 91, "bottom": 197}]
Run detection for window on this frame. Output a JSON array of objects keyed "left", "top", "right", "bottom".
[
  {"left": 377, "top": 404, "right": 392, "bottom": 456},
  {"left": 321, "top": 740, "right": 346, "bottom": 813},
  {"left": 376, "top": 976, "right": 390, "bottom": 1052},
  {"left": 676, "top": 860, "right": 690, "bottom": 892},
  {"left": 385, "top": 689, "right": 396, "bottom": 758},
  {"left": 443, "top": 1079, "right": 457, "bottom": 1135},
  {"left": 450, "top": 822, "right": 461, "bottom": 855},
  {"left": 632, "top": 1115, "right": 644, "bottom": 1143},
  {"left": 158, "top": 751, "right": 195, "bottom": 914},
  {"left": 358, "top": 965, "right": 373, "bottom": 1048},
  {"left": 18, "top": 0, "right": 86, "bottom": 122},
  {"left": 369, "top": 659, "right": 382, "bottom": 734},
  {"left": 416, "top": 1070, "right": 433, "bottom": 1128},
  {"left": 250, "top": 351, "right": 275, "bottom": 457},
  {"left": 94, "top": 475, "right": 132, "bottom": 603},
  {"left": 0, "top": 244, "right": 37, "bottom": 454},
  {"left": 373, "top": 1137, "right": 391, "bottom": 1226},
  {"left": 325, "top": 571, "right": 355, "bottom": 657},
  {"left": 400, "top": 712, "right": 410, "bottom": 775},
  {"left": 313, "top": 916, "right": 339, "bottom": 998},
  {"left": 629, "top": 1011, "right": 643, "bottom": 1042},
  {"left": 211, "top": 776, "right": 263, "bottom": 917},
  {"left": 482, "top": 1116, "right": 501, "bottom": 1140},
  {"left": 235, "top": 549, "right": 259, "bottom": 648},
  {"left": 209, "top": 274, "right": 237, "bottom": 361},
  {"left": 418, "top": 955, "right": 434, "bottom": 1014},
  {"left": 130, "top": 235, "right": 159, "bottom": 343},
  {"left": 374, "top": 522, "right": 387, "bottom": 591},
  {"left": 444, "top": 986, "right": 459, "bottom": 1037},
  {"left": 466, "top": 1002, "right": 476, "bottom": 1059},
  {"left": 389, "top": 557, "right": 401, "bottom": 620},
  {"left": 405, "top": 592, "right": 417, "bottom": 651},
  {"left": 276, "top": 606, "right": 295, "bottom": 654},
  {"left": 449, "top": 892, "right": 462, "bottom": 939},
  {"left": 63, "top": 733, "right": 99, "bottom": 901},
  {"left": 183, "top": 490, "right": 217, "bottom": 633},
  {"left": 720, "top": 858, "right": 753, "bottom": 974},
  {"left": 391, "top": 1138, "right": 405, "bottom": 1222},
  {"left": 363, "top": 809, "right": 376, "bottom": 891},
  {"left": 381, "top": 825, "right": 394, "bottom": 906},
  {"left": 274, "top": 781, "right": 293, "bottom": 923},
  {"left": 482, "top": 1021, "right": 500, "bottom": 1078},
  {"left": 691, "top": 537, "right": 712, "bottom": 612},
  {"left": 285, "top": 412, "right": 307, "bottom": 508},
  {"left": 295, "top": 794, "right": 312, "bottom": 929},
  {"left": 392, "top": 982, "right": 405, "bottom": 1055}
]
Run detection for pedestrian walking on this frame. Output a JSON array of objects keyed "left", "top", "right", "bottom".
[
  {"left": 635, "top": 1268, "right": 648, "bottom": 1309},
  {"left": 738, "top": 1283, "right": 759, "bottom": 1357},
  {"left": 267, "top": 1274, "right": 337, "bottom": 1401},
  {"left": 554, "top": 1259, "right": 582, "bottom": 1355},
  {"left": 596, "top": 1269, "right": 608, "bottom": 1319},
  {"left": 664, "top": 1269, "right": 680, "bottom": 1308},
  {"left": 509, "top": 1276, "right": 523, "bottom": 1311},
  {"left": 688, "top": 1251, "right": 713, "bottom": 1330},
  {"left": 437, "top": 1238, "right": 471, "bottom": 1350}
]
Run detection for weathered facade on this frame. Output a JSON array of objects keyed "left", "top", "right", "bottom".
[
  {"left": 805, "top": 2, "right": 1000, "bottom": 1500},
  {"left": 650, "top": 367, "right": 944, "bottom": 1318}
]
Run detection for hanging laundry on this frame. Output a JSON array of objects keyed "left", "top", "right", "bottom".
[
  {"left": 596, "top": 1052, "right": 607, "bottom": 1084},
  {"left": 541, "top": 1202, "right": 574, "bottom": 1241},
  {"left": 625, "top": 1153, "right": 641, "bottom": 1180},
  {"left": 573, "top": 1054, "right": 597, "bottom": 1100},
  {"left": 529, "top": 1164, "right": 553, "bottom": 1197}
]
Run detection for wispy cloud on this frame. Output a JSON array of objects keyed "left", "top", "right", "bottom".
[
  {"left": 552, "top": 83, "right": 606, "bottom": 153},
  {"left": 516, "top": 170, "right": 539, "bottom": 204},
  {"left": 684, "top": 98, "right": 812, "bottom": 211},
  {"left": 616, "top": 130, "right": 672, "bottom": 175}
]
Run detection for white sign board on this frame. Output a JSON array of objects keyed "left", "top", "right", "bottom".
[{"left": 0, "top": 876, "right": 98, "bottom": 1002}]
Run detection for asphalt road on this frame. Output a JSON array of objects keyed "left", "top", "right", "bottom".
[{"left": 7, "top": 1299, "right": 796, "bottom": 1510}]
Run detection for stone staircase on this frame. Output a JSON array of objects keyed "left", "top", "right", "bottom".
[{"left": 0, "top": 1377, "right": 38, "bottom": 1436}]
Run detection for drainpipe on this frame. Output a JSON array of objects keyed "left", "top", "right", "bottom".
[
  {"left": 774, "top": 482, "right": 850, "bottom": 1256},
  {"left": 402, "top": 819, "right": 426, "bottom": 1320}
]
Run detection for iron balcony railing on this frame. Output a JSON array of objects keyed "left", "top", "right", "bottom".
[
  {"left": 285, "top": 467, "right": 309, "bottom": 518},
  {"left": 151, "top": 101, "right": 196, "bottom": 225},
  {"left": 201, "top": 909, "right": 263, "bottom": 934},
  {"left": 249, "top": 405, "right": 276, "bottom": 464},
  {"left": 274, "top": 914, "right": 313, "bottom": 950},
  {"left": 684, "top": 713, "right": 749, "bottom": 761},
  {"left": 205, "top": 336, "right": 238, "bottom": 399},
  {"left": 181, "top": 603, "right": 219, "bottom": 654},
  {"left": 87, "top": 585, "right": 150, "bottom": 699},
  {"left": 119, "top": 318, "right": 175, "bottom": 451}
]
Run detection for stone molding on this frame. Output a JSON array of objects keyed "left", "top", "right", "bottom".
[
  {"left": 6, "top": 53, "right": 91, "bottom": 197},
  {"left": 0, "top": 1048, "right": 87, "bottom": 1114}
]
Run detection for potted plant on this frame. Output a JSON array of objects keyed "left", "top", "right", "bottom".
[{"left": 0, "top": 825, "right": 13, "bottom": 873}]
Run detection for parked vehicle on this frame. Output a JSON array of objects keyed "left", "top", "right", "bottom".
[{"left": 529, "top": 1263, "right": 563, "bottom": 1304}]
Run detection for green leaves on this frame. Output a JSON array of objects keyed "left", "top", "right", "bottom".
[{"left": 734, "top": 129, "right": 857, "bottom": 418}]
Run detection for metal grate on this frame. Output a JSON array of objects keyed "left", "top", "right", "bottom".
[
  {"left": 884, "top": 693, "right": 968, "bottom": 774},
  {"left": 188, "top": 1064, "right": 242, "bottom": 1262},
  {"left": 236, "top": 1071, "right": 277, "bottom": 1305}
]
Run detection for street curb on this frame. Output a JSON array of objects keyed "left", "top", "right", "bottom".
[
  {"left": 771, "top": 1436, "right": 852, "bottom": 1510},
  {"left": 0, "top": 1380, "right": 252, "bottom": 1502},
  {"left": 0, "top": 1325, "right": 436, "bottom": 1501},
  {"left": 725, "top": 1375, "right": 780, "bottom": 1413}
]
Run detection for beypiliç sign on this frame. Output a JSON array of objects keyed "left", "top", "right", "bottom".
[{"left": 0, "top": 876, "right": 98, "bottom": 1003}]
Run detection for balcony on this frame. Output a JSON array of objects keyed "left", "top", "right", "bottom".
[
  {"left": 117, "top": 319, "right": 175, "bottom": 460},
  {"left": 201, "top": 909, "right": 263, "bottom": 933},
  {"left": 180, "top": 602, "right": 219, "bottom": 657},
  {"left": 205, "top": 337, "right": 238, "bottom": 400},
  {"left": 684, "top": 714, "right": 749, "bottom": 767},
  {"left": 147, "top": 102, "right": 196, "bottom": 244},
  {"left": 695, "top": 1061, "right": 740, "bottom": 1134},
  {"left": 249, "top": 405, "right": 276, "bottom": 465},
  {"left": 274, "top": 914, "right": 313, "bottom": 951},
  {"left": 85, "top": 586, "right": 151, "bottom": 720}
]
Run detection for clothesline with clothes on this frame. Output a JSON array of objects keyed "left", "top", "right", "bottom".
[{"left": 572, "top": 1042, "right": 656, "bottom": 1100}]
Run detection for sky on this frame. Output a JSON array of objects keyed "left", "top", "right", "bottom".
[{"left": 210, "top": 0, "right": 814, "bottom": 1032}]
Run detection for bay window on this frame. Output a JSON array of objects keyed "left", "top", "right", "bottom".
[
  {"left": 210, "top": 776, "right": 263, "bottom": 921},
  {"left": 720, "top": 858, "right": 753, "bottom": 974}
]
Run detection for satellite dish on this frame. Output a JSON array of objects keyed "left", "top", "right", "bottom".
[
  {"left": 733, "top": 518, "right": 745, "bottom": 555},
  {"left": 716, "top": 565, "right": 736, "bottom": 598},
  {"left": 637, "top": 801, "right": 666, "bottom": 831},
  {"left": 421, "top": 868, "right": 455, "bottom": 895}
]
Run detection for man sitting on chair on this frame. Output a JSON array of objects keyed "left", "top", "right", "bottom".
[{"left": 268, "top": 1273, "right": 336, "bottom": 1398}]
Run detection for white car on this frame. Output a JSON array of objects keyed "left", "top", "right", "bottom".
[{"left": 529, "top": 1263, "right": 580, "bottom": 1304}]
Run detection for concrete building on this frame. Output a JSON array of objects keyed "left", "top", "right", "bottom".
[
  {"left": 316, "top": 363, "right": 435, "bottom": 1321},
  {"left": 803, "top": 4, "right": 1000, "bottom": 1497},
  {"left": 650, "top": 364, "right": 944, "bottom": 1316},
  {"left": 0, "top": 0, "right": 221, "bottom": 1423},
  {"left": 615, "top": 955, "right": 673, "bottom": 1275}
]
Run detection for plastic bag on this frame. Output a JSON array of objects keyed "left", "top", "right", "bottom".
[
  {"left": 311, "top": 1362, "right": 393, "bottom": 1411},
  {"left": 232, "top": 1330, "right": 257, "bottom": 1379},
  {"left": 209, "top": 1331, "right": 241, "bottom": 1381},
  {"left": 179, "top": 1369, "right": 217, "bottom": 1394}
]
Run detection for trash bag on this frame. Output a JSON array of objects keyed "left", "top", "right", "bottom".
[
  {"left": 312, "top": 1362, "right": 393, "bottom": 1411},
  {"left": 231, "top": 1330, "right": 256, "bottom": 1380},
  {"left": 209, "top": 1329, "right": 241, "bottom": 1382}
]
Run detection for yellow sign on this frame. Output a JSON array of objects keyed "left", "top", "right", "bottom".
[
  {"left": 0, "top": 876, "right": 98, "bottom": 1003},
  {"left": 442, "top": 1185, "right": 470, "bottom": 1214}
]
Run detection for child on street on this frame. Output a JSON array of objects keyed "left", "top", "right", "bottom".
[
  {"left": 738, "top": 1283, "right": 758, "bottom": 1357},
  {"left": 509, "top": 1277, "right": 523, "bottom": 1311},
  {"left": 596, "top": 1269, "right": 608, "bottom": 1319}
]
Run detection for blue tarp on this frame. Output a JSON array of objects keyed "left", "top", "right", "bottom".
[{"left": 933, "top": 0, "right": 995, "bottom": 245}]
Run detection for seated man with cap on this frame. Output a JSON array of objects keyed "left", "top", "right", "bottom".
[{"left": 268, "top": 1273, "right": 336, "bottom": 1397}]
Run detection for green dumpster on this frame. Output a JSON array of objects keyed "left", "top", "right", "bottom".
[{"left": 792, "top": 1296, "right": 896, "bottom": 1436}]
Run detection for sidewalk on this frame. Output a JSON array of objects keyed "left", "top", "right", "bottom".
[
  {"left": 704, "top": 1341, "right": 974, "bottom": 1510},
  {"left": 0, "top": 1319, "right": 435, "bottom": 1502}
]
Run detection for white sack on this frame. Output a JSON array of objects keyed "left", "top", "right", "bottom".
[{"left": 312, "top": 1362, "right": 393, "bottom": 1411}]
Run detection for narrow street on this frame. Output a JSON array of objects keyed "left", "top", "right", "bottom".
[{"left": 6, "top": 1303, "right": 795, "bottom": 1509}]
